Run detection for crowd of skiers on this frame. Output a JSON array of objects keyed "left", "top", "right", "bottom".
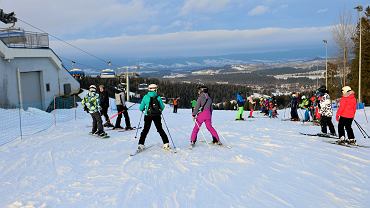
[
  {"left": 289, "top": 85, "right": 358, "bottom": 145},
  {"left": 82, "top": 82, "right": 359, "bottom": 150}
]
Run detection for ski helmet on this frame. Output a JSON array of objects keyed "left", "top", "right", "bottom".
[
  {"left": 301, "top": 95, "right": 306, "bottom": 99},
  {"left": 342, "top": 86, "right": 352, "bottom": 94},
  {"left": 89, "top": 85, "right": 97, "bottom": 92},
  {"left": 148, "top": 84, "right": 158, "bottom": 91}
]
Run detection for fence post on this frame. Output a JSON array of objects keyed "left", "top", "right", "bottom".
[
  {"left": 74, "top": 95, "right": 77, "bottom": 120},
  {"left": 54, "top": 96, "right": 56, "bottom": 126},
  {"left": 16, "top": 68, "right": 23, "bottom": 141}
]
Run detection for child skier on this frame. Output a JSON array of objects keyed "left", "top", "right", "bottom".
[
  {"left": 236, "top": 92, "right": 245, "bottom": 120},
  {"left": 317, "top": 86, "right": 336, "bottom": 136},
  {"left": 190, "top": 86, "right": 221, "bottom": 146},
  {"left": 336, "top": 86, "right": 357, "bottom": 145},
  {"left": 82, "top": 85, "right": 107, "bottom": 137},
  {"left": 299, "top": 95, "right": 310, "bottom": 122},
  {"left": 247, "top": 94, "right": 255, "bottom": 118},
  {"left": 113, "top": 84, "right": 133, "bottom": 130},
  {"left": 138, "top": 84, "right": 170, "bottom": 150}
]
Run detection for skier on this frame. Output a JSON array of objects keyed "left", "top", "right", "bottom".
[
  {"left": 99, "top": 85, "right": 114, "bottom": 128},
  {"left": 290, "top": 93, "right": 299, "bottom": 121},
  {"left": 317, "top": 86, "right": 336, "bottom": 136},
  {"left": 173, "top": 98, "right": 179, "bottom": 113},
  {"left": 137, "top": 84, "right": 170, "bottom": 151},
  {"left": 113, "top": 84, "right": 133, "bottom": 130},
  {"left": 82, "top": 85, "right": 107, "bottom": 137},
  {"left": 247, "top": 94, "right": 255, "bottom": 118},
  {"left": 191, "top": 99, "right": 197, "bottom": 113},
  {"left": 336, "top": 86, "right": 357, "bottom": 144},
  {"left": 190, "top": 86, "right": 221, "bottom": 146},
  {"left": 299, "top": 95, "right": 310, "bottom": 122},
  {"left": 235, "top": 92, "right": 245, "bottom": 120}
]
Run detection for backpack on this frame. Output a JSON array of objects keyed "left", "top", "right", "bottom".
[{"left": 147, "top": 96, "right": 162, "bottom": 116}]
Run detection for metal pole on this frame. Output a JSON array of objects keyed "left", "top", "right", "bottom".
[
  {"left": 126, "top": 67, "right": 130, "bottom": 102},
  {"left": 325, "top": 42, "right": 328, "bottom": 87},
  {"left": 359, "top": 12, "right": 362, "bottom": 103},
  {"left": 16, "top": 68, "right": 23, "bottom": 141}
]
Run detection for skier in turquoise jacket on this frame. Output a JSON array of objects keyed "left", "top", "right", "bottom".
[{"left": 138, "top": 84, "right": 170, "bottom": 151}]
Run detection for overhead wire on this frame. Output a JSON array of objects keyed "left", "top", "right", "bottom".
[{"left": 17, "top": 18, "right": 116, "bottom": 68}]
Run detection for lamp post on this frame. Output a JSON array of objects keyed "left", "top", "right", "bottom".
[
  {"left": 355, "top": 5, "right": 363, "bottom": 103},
  {"left": 126, "top": 66, "right": 130, "bottom": 102},
  {"left": 323, "top": 40, "right": 328, "bottom": 87}
]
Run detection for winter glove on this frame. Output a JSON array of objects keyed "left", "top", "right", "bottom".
[{"left": 83, "top": 105, "right": 88, "bottom": 112}]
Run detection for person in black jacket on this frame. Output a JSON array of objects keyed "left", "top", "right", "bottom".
[
  {"left": 290, "top": 93, "right": 299, "bottom": 121},
  {"left": 99, "top": 85, "right": 114, "bottom": 127}
]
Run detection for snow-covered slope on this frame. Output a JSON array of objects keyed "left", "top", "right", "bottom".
[{"left": 1, "top": 105, "right": 370, "bottom": 208}]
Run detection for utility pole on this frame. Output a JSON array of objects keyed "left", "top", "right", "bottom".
[{"left": 126, "top": 66, "right": 130, "bottom": 102}]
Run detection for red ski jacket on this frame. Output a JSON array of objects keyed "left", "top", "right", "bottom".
[{"left": 336, "top": 92, "right": 357, "bottom": 120}]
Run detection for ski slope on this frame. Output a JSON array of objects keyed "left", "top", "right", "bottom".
[{"left": 1, "top": 103, "right": 370, "bottom": 208}]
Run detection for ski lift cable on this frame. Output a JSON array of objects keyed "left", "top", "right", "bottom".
[
  {"left": 59, "top": 56, "right": 99, "bottom": 70},
  {"left": 17, "top": 18, "right": 115, "bottom": 67}
]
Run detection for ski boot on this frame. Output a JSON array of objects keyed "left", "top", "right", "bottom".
[
  {"left": 137, "top": 144, "right": 145, "bottom": 152},
  {"left": 113, "top": 126, "right": 124, "bottom": 130},
  {"left": 125, "top": 127, "right": 134, "bottom": 130},
  {"left": 212, "top": 137, "right": 222, "bottom": 145},
  {"left": 348, "top": 138, "right": 356, "bottom": 145},
  {"left": 162, "top": 143, "right": 171, "bottom": 151},
  {"left": 337, "top": 136, "right": 348, "bottom": 145}
]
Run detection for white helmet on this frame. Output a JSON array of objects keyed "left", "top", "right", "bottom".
[
  {"left": 342, "top": 86, "right": 352, "bottom": 94},
  {"left": 148, "top": 84, "right": 158, "bottom": 91},
  {"left": 89, "top": 85, "right": 97, "bottom": 92},
  {"left": 301, "top": 95, "right": 306, "bottom": 99}
]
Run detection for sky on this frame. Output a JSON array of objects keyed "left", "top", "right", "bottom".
[{"left": 0, "top": 0, "right": 369, "bottom": 65}]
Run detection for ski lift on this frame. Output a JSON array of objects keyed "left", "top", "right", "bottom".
[{"left": 138, "top": 83, "right": 148, "bottom": 91}]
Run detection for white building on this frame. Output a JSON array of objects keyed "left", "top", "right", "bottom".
[{"left": 0, "top": 28, "right": 80, "bottom": 110}]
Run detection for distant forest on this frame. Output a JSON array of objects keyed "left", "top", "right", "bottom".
[{"left": 79, "top": 77, "right": 310, "bottom": 110}]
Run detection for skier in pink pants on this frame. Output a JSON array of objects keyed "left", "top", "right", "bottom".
[{"left": 190, "top": 86, "right": 221, "bottom": 146}]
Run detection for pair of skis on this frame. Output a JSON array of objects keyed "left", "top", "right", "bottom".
[
  {"left": 299, "top": 132, "right": 369, "bottom": 148},
  {"left": 129, "top": 144, "right": 178, "bottom": 156}
]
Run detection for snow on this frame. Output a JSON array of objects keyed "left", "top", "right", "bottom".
[{"left": 1, "top": 101, "right": 370, "bottom": 207}]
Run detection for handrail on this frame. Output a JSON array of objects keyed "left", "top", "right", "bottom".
[{"left": 0, "top": 28, "right": 49, "bottom": 48}]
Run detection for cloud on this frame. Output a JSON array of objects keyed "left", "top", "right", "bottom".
[
  {"left": 181, "top": 0, "right": 231, "bottom": 15},
  {"left": 248, "top": 5, "right": 269, "bottom": 16},
  {"left": 317, "top": 8, "right": 328, "bottom": 14},
  {"left": 1, "top": 0, "right": 155, "bottom": 36},
  {"left": 51, "top": 26, "right": 332, "bottom": 58}
]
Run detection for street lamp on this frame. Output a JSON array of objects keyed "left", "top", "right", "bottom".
[
  {"left": 355, "top": 5, "right": 363, "bottom": 103},
  {"left": 323, "top": 40, "right": 328, "bottom": 87}
]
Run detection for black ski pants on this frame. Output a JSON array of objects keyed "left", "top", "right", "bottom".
[
  {"left": 291, "top": 107, "right": 299, "bottom": 119},
  {"left": 100, "top": 106, "right": 109, "bottom": 123},
  {"left": 338, "top": 117, "right": 355, "bottom": 139},
  {"left": 139, "top": 115, "right": 169, "bottom": 145},
  {"left": 115, "top": 105, "right": 131, "bottom": 128},
  {"left": 320, "top": 116, "right": 336, "bottom": 135},
  {"left": 91, "top": 112, "right": 103, "bottom": 133},
  {"left": 173, "top": 105, "right": 178, "bottom": 113}
]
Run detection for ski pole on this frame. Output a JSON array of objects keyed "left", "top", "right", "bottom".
[
  {"left": 364, "top": 107, "right": 368, "bottom": 123},
  {"left": 193, "top": 119, "right": 210, "bottom": 148},
  {"left": 354, "top": 120, "right": 367, "bottom": 138},
  {"left": 134, "top": 111, "right": 144, "bottom": 139},
  {"left": 354, "top": 120, "right": 370, "bottom": 138},
  {"left": 161, "top": 114, "right": 177, "bottom": 149},
  {"left": 109, "top": 103, "right": 137, "bottom": 120}
]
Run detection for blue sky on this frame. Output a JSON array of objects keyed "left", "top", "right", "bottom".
[{"left": 1, "top": 0, "right": 369, "bottom": 61}]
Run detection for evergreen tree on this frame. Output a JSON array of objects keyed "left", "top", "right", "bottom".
[{"left": 350, "top": 6, "right": 370, "bottom": 104}]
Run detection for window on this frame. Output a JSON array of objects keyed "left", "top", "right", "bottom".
[{"left": 46, "top": 83, "right": 50, "bottom": 92}]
